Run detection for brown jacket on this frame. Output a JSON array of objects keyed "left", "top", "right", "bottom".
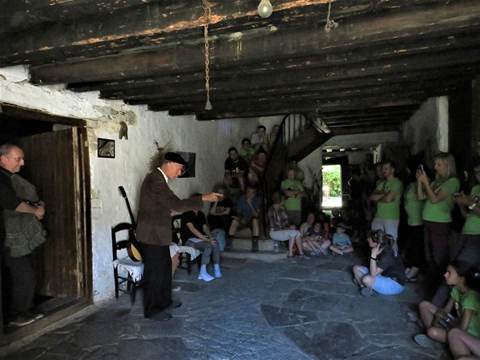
[{"left": 136, "top": 169, "right": 203, "bottom": 246}]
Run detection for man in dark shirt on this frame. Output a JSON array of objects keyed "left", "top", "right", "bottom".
[
  {"left": 0, "top": 144, "right": 46, "bottom": 327},
  {"left": 224, "top": 147, "right": 247, "bottom": 193}
]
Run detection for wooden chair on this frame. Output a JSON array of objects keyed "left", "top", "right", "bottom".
[
  {"left": 112, "top": 222, "right": 144, "bottom": 304},
  {"left": 172, "top": 215, "right": 202, "bottom": 275}
]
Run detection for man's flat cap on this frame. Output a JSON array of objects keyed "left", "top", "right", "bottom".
[{"left": 164, "top": 152, "right": 187, "bottom": 165}]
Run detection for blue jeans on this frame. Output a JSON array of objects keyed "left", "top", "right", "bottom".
[{"left": 358, "top": 266, "right": 404, "bottom": 295}]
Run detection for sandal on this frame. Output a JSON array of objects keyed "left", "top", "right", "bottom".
[
  {"left": 405, "top": 276, "right": 418, "bottom": 283},
  {"left": 287, "top": 255, "right": 296, "bottom": 263}
]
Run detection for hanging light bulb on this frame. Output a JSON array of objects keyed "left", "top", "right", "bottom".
[{"left": 258, "top": 0, "right": 273, "bottom": 18}]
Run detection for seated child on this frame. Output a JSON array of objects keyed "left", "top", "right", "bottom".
[
  {"left": 305, "top": 221, "right": 331, "bottom": 255},
  {"left": 329, "top": 222, "right": 353, "bottom": 255},
  {"left": 414, "top": 260, "right": 480, "bottom": 348}
]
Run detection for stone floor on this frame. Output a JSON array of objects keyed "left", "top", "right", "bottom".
[{"left": 0, "top": 249, "right": 452, "bottom": 360}]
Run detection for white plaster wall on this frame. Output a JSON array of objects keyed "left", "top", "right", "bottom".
[
  {"left": 402, "top": 97, "right": 449, "bottom": 157},
  {"left": 0, "top": 65, "right": 282, "bottom": 302}
]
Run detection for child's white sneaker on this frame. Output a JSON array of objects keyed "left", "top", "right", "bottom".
[{"left": 198, "top": 272, "right": 214, "bottom": 281}]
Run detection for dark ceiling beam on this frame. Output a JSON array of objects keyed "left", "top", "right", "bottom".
[
  {"left": 101, "top": 60, "right": 476, "bottom": 105},
  {"left": 1, "top": 0, "right": 455, "bottom": 66},
  {"left": 155, "top": 96, "right": 423, "bottom": 120},
  {"left": 69, "top": 29, "right": 480, "bottom": 93},
  {"left": 96, "top": 50, "right": 480, "bottom": 100},
  {"left": 331, "top": 124, "right": 403, "bottom": 136},
  {"left": 25, "top": 1, "right": 480, "bottom": 84},
  {"left": 120, "top": 54, "right": 476, "bottom": 107},
  {"left": 319, "top": 105, "right": 420, "bottom": 118}
]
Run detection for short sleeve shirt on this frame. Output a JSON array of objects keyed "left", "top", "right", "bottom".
[
  {"left": 422, "top": 177, "right": 460, "bottom": 223},
  {"left": 239, "top": 147, "right": 255, "bottom": 160},
  {"left": 375, "top": 177, "right": 403, "bottom": 220},
  {"left": 236, "top": 195, "right": 261, "bottom": 221},
  {"left": 332, "top": 233, "right": 351, "bottom": 246},
  {"left": 377, "top": 248, "right": 406, "bottom": 285},
  {"left": 451, "top": 287, "right": 480, "bottom": 337},
  {"left": 281, "top": 179, "right": 304, "bottom": 211},
  {"left": 224, "top": 156, "right": 248, "bottom": 174},
  {"left": 462, "top": 184, "right": 480, "bottom": 235},
  {"left": 181, "top": 210, "right": 207, "bottom": 240},
  {"left": 404, "top": 182, "right": 425, "bottom": 226}
]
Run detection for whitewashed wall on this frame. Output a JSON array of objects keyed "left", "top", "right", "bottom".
[
  {"left": 402, "top": 97, "right": 449, "bottom": 159},
  {"left": 0, "top": 65, "right": 282, "bottom": 302}
]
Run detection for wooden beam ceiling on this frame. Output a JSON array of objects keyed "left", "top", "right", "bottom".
[{"left": 1, "top": 0, "right": 480, "bottom": 134}]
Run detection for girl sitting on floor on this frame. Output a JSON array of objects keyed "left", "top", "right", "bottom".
[
  {"left": 352, "top": 229, "right": 405, "bottom": 296},
  {"left": 414, "top": 260, "right": 480, "bottom": 348}
]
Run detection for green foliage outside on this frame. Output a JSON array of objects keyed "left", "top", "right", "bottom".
[{"left": 322, "top": 165, "right": 342, "bottom": 197}]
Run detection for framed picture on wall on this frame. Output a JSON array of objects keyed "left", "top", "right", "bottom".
[
  {"left": 98, "top": 138, "right": 115, "bottom": 158},
  {"left": 178, "top": 151, "right": 196, "bottom": 178}
]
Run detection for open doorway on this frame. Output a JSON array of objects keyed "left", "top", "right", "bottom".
[
  {"left": 321, "top": 165, "right": 342, "bottom": 209},
  {"left": 0, "top": 105, "right": 92, "bottom": 342}
]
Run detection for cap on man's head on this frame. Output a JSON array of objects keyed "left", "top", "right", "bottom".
[{"left": 164, "top": 152, "right": 187, "bottom": 165}]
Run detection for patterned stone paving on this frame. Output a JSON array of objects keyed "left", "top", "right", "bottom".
[{"left": 1, "top": 252, "right": 451, "bottom": 359}]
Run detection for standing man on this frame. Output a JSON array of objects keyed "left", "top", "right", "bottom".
[
  {"left": 136, "top": 152, "right": 220, "bottom": 321},
  {"left": 0, "top": 144, "right": 45, "bottom": 327},
  {"left": 224, "top": 147, "right": 247, "bottom": 193},
  {"left": 369, "top": 160, "right": 403, "bottom": 251},
  {"left": 281, "top": 168, "right": 306, "bottom": 228}
]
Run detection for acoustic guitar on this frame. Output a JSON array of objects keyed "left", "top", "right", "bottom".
[{"left": 118, "top": 186, "right": 143, "bottom": 262}]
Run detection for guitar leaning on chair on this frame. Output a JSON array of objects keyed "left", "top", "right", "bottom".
[{"left": 118, "top": 186, "right": 143, "bottom": 262}]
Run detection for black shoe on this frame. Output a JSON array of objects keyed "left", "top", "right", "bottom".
[
  {"left": 167, "top": 300, "right": 182, "bottom": 309},
  {"left": 251, "top": 239, "right": 259, "bottom": 253},
  {"left": 225, "top": 237, "right": 233, "bottom": 251},
  {"left": 148, "top": 311, "right": 172, "bottom": 321}
]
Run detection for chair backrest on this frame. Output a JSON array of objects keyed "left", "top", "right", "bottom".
[
  {"left": 112, "top": 222, "right": 134, "bottom": 261},
  {"left": 172, "top": 215, "right": 182, "bottom": 245}
]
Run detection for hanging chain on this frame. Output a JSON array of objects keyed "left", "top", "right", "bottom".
[
  {"left": 325, "top": 0, "right": 338, "bottom": 33},
  {"left": 202, "top": 0, "right": 212, "bottom": 110}
]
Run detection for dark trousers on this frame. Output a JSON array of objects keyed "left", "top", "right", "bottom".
[
  {"left": 141, "top": 243, "right": 172, "bottom": 318},
  {"left": 405, "top": 225, "right": 425, "bottom": 270},
  {"left": 3, "top": 252, "right": 35, "bottom": 320},
  {"left": 424, "top": 221, "right": 451, "bottom": 298}
]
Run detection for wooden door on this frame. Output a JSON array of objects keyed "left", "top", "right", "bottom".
[{"left": 18, "top": 128, "right": 83, "bottom": 298}]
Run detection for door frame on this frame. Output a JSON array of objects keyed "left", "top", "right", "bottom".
[{"left": 0, "top": 104, "right": 92, "bottom": 341}]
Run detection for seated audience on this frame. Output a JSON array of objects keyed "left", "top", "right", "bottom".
[
  {"left": 305, "top": 221, "right": 332, "bottom": 255},
  {"left": 182, "top": 208, "right": 221, "bottom": 282},
  {"left": 281, "top": 168, "right": 306, "bottom": 227},
  {"left": 239, "top": 138, "right": 256, "bottom": 163},
  {"left": 227, "top": 186, "right": 261, "bottom": 252},
  {"left": 250, "top": 125, "right": 268, "bottom": 152},
  {"left": 318, "top": 211, "right": 332, "bottom": 240},
  {"left": 208, "top": 187, "right": 233, "bottom": 251},
  {"left": 224, "top": 147, "right": 247, "bottom": 193},
  {"left": 414, "top": 260, "right": 480, "bottom": 348},
  {"left": 352, "top": 230, "right": 405, "bottom": 296},
  {"left": 268, "top": 191, "right": 309, "bottom": 263},
  {"left": 247, "top": 149, "right": 267, "bottom": 186},
  {"left": 329, "top": 222, "right": 353, "bottom": 255}
]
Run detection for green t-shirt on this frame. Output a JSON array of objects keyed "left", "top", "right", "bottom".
[
  {"left": 281, "top": 179, "right": 303, "bottom": 211},
  {"left": 375, "top": 177, "right": 403, "bottom": 220},
  {"left": 451, "top": 287, "right": 480, "bottom": 337},
  {"left": 404, "top": 182, "right": 425, "bottom": 226},
  {"left": 239, "top": 147, "right": 255, "bottom": 160},
  {"left": 462, "top": 184, "right": 480, "bottom": 235},
  {"left": 422, "top": 177, "right": 460, "bottom": 223}
]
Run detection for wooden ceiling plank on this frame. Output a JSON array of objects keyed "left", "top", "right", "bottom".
[{"left": 22, "top": 1, "right": 480, "bottom": 83}]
